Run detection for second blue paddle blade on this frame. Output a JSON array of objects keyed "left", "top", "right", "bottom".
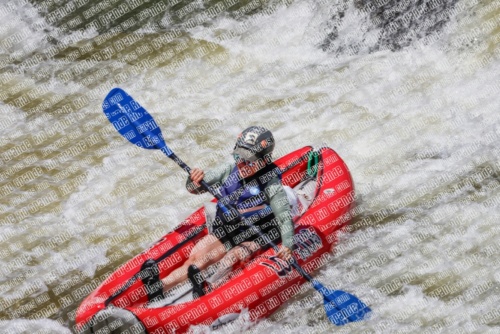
[
  {"left": 102, "top": 88, "right": 172, "bottom": 156},
  {"left": 313, "top": 280, "right": 372, "bottom": 326}
]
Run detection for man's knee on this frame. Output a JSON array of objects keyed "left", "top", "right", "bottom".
[
  {"left": 188, "top": 252, "right": 203, "bottom": 264},
  {"left": 234, "top": 246, "right": 252, "bottom": 261},
  {"left": 190, "top": 248, "right": 221, "bottom": 266},
  {"left": 223, "top": 251, "right": 238, "bottom": 263},
  {"left": 192, "top": 235, "right": 217, "bottom": 253}
]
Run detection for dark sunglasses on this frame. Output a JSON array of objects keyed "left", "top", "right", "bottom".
[{"left": 233, "top": 154, "right": 256, "bottom": 166}]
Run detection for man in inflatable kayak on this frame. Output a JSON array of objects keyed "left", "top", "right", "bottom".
[{"left": 160, "top": 126, "right": 294, "bottom": 298}]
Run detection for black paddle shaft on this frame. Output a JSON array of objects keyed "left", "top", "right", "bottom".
[
  {"left": 168, "top": 152, "right": 237, "bottom": 206},
  {"left": 170, "top": 150, "right": 281, "bottom": 226},
  {"left": 105, "top": 150, "right": 312, "bottom": 306},
  {"left": 167, "top": 152, "right": 314, "bottom": 282}
]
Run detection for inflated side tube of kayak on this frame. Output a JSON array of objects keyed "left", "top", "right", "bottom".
[
  {"left": 78, "top": 308, "right": 146, "bottom": 334},
  {"left": 75, "top": 146, "right": 360, "bottom": 333}
]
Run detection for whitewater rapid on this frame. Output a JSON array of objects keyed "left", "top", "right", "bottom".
[{"left": 0, "top": 0, "right": 499, "bottom": 333}]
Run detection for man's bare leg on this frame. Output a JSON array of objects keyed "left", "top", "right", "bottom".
[
  {"left": 161, "top": 234, "right": 227, "bottom": 293},
  {"left": 207, "top": 241, "right": 261, "bottom": 288}
]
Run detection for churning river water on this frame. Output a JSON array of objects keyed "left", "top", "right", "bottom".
[{"left": 0, "top": 0, "right": 499, "bottom": 333}]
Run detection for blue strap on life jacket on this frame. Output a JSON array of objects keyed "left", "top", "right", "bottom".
[{"left": 216, "top": 163, "right": 280, "bottom": 218}]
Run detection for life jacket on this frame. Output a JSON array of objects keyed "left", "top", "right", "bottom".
[{"left": 216, "top": 163, "right": 280, "bottom": 222}]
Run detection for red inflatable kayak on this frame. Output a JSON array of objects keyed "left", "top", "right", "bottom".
[{"left": 75, "top": 146, "right": 355, "bottom": 333}]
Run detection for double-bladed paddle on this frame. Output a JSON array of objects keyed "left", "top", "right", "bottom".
[{"left": 102, "top": 87, "right": 371, "bottom": 325}]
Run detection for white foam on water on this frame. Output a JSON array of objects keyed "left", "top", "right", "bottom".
[
  {"left": 1, "top": 0, "right": 499, "bottom": 332},
  {"left": 0, "top": 0, "right": 98, "bottom": 57},
  {"left": 165, "top": 1, "right": 499, "bottom": 332},
  {"left": 0, "top": 1, "right": 51, "bottom": 55}
]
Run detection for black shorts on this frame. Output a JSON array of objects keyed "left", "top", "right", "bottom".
[{"left": 211, "top": 207, "right": 282, "bottom": 251}]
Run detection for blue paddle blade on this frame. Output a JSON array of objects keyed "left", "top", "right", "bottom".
[
  {"left": 102, "top": 88, "right": 173, "bottom": 157},
  {"left": 312, "top": 280, "right": 371, "bottom": 326}
]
